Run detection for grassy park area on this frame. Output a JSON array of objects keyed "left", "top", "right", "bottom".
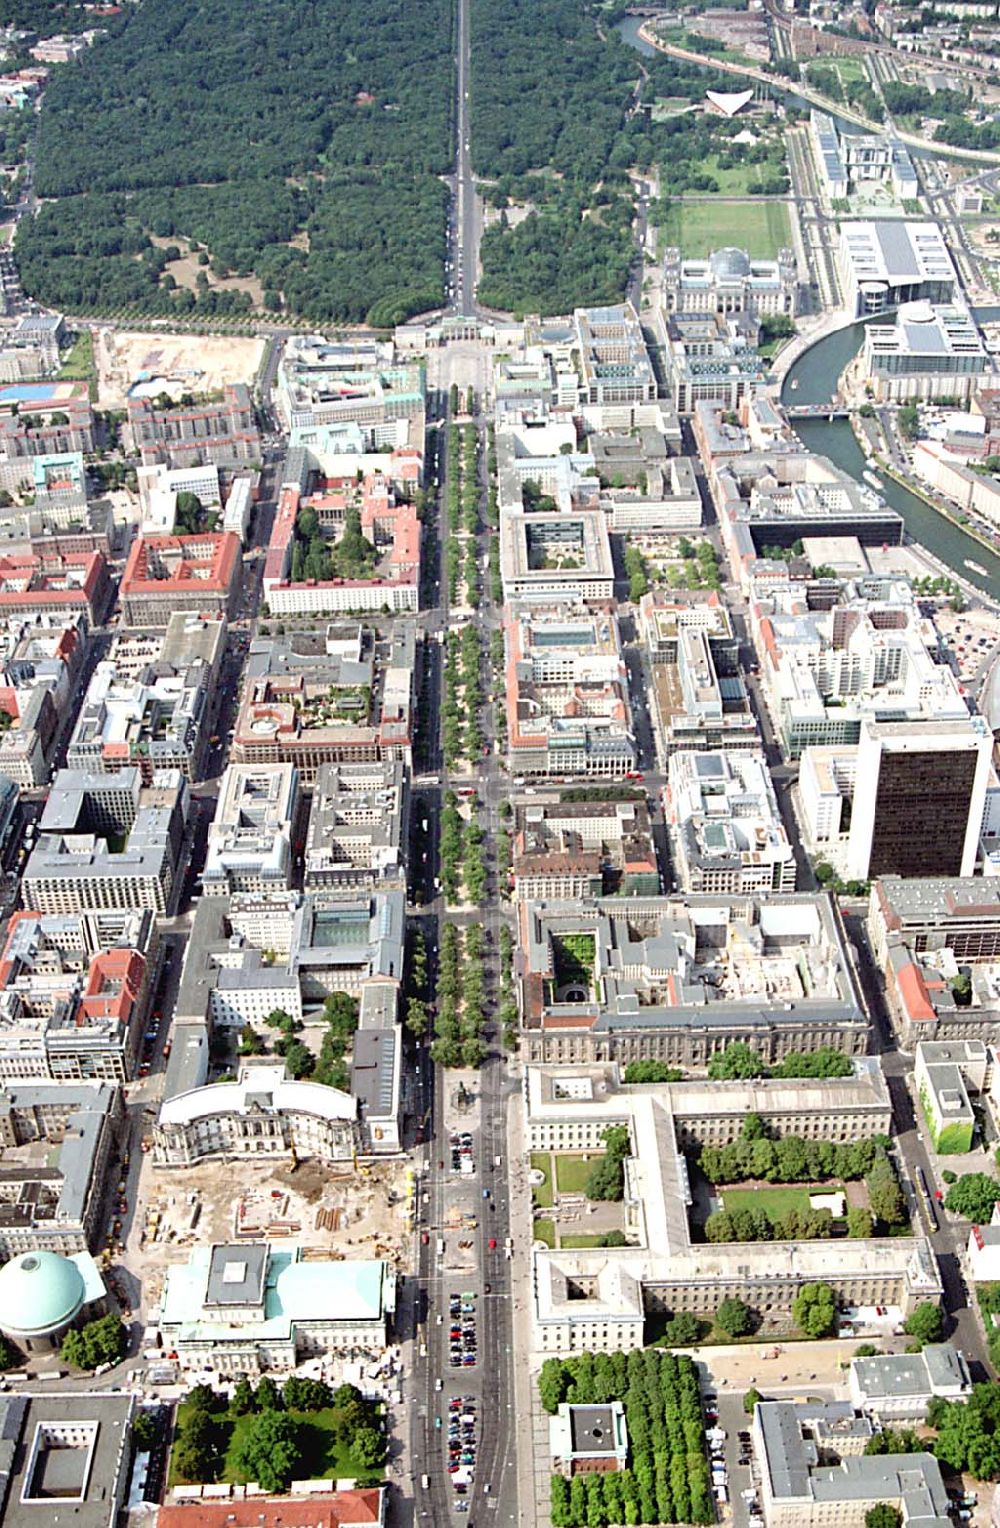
[
  {"left": 169, "top": 1405, "right": 369, "bottom": 1489},
  {"left": 660, "top": 199, "right": 791, "bottom": 258},
  {"left": 531, "top": 1152, "right": 553, "bottom": 1208},
  {"left": 554, "top": 1154, "right": 593, "bottom": 1194}
]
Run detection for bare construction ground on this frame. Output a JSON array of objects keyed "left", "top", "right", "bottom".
[
  {"left": 128, "top": 1153, "right": 415, "bottom": 1321},
  {"left": 95, "top": 328, "right": 265, "bottom": 407}
]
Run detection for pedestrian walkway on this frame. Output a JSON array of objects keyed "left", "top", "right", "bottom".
[{"left": 506, "top": 1059, "right": 545, "bottom": 1528}]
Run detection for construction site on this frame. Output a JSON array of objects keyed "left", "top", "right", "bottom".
[
  {"left": 126, "top": 1151, "right": 416, "bottom": 1326},
  {"left": 94, "top": 328, "right": 266, "bottom": 407}
]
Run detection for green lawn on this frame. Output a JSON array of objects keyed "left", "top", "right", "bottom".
[
  {"left": 698, "top": 154, "right": 759, "bottom": 196},
  {"left": 560, "top": 1233, "right": 606, "bottom": 1248},
  {"left": 722, "top": 1184, "right": 832, "bottom": 1222},
  {"left": 660, "top": 200, "right": 791, "bottom": 259},
  {"left": 534, "top": 1216, "right": 556, "bottom": 1248},
  {"left": 531, "top": 1152, "right": 553, "bottom": 1209},
  {"left": 169, "top": 1405, "right": 375, "bottom": 1489},
  {"left": 555, "top": 1154, "right": 593, "bottom": 1195},
  {"left": 57, "top": 330, "right": 97, "bottom": 398},
  {"left": 830, "top": 55, "right": 868, "bottom": 85}
]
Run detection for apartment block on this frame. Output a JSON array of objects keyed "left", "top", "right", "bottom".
[
  {"left": 845, "top": 715, "right": 992, "bottom": 880},
  {"left": 0, "top": 383, "right": 95, "bottom": 457},
  {"left": 512, "top": 796, "right": 660, "bottom": 902},
  {"left": 575, "top": 304, "right": 656, "bottom": 406},
  {"left": 868, "top": 876, "right": 1000, "bottom": 1046},
  {"left": 518, "top": 893, "right": 869, "bottom": 1068},
  {"left": 500, "top": 508, "right": 615, "bottom": 603},
  {"left": 233, "top": 624, "right": 414, "bottom": 782},
  {"left": 754, "top": 577, "right": 968, "bottom": 759},
  {"left": 0, "top": 1080, "right": 121, "bottom": 1257},
  {"left": 125, "top": 384, "right": 261, "bottom": 468},
  {"left": 119, "top": 532, "right": 241, "bottom": 626},
  {"left": 639, "top": 591, "right": 758, "bottom": 757},
  {"left": 304, "top": 762, "right": 408, "bottom": 894},
  {"left": 667, "top": 749, "right": 796, "bottom": 893},
  {"left": 525, "top": 1067, "right": 936, "bottom": 1353},
  {"left": 262, "top": 476, "right": 420, "bottom": 617},
  {"left": 0, "top": 548, "right": 110, "bottom": 626},
  {"left": 754, "top": 1401, "right": 948, "bottom": 1528},
  {"left": 276, "top": 336, "right": 424, "bottom": 434},
  {"left": 0, "top": 612, "right": 87, "bottom": 786},
  {"left": 504, "top": 604, "right": 635, "bottom": 778},
  {"left": 68, "top": 612, "right": 225, "bottom": 782},
  {"left": 22, "top": 767, "right": 187, "bottom": 916},
  {"left": 0, "top": 908, "right": 154, "bottom": 1082},
  {"left": 203, "top": 762, "right": 299, "bottom": 897}
]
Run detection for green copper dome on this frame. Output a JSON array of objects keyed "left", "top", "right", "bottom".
[{"left": 0, "top": 1250, "right": 86, "bottom": 1336}]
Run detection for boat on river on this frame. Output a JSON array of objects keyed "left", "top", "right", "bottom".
[
  {"left": 789, "top": 378, "right": 799, "bottom": 390},
  {"left": 862, "top": 470, "right": 882, "bottom": 490},
  {"left": 965, "top": 559, "right": 990, "bottom": 578}
]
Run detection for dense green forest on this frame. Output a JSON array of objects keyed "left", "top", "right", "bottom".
[
  {"left": 473, "top": 0, "right": 750, "bottom": 314},
  {"left": 0, "top": 0, "right": 92, "bottom": 36},
  {"left": 18, "top": 0, "right": 452, "bottom": 324}
]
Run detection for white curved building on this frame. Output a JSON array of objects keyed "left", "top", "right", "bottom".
[{"left": 153, "top": 1061, "right": 359, "bottom": 1168}]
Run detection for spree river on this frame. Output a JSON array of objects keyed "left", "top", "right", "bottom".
[
  {"left": 783, "top": 324, "right": 1000, "bottom": 600},
  {"left": 616, "top": 15, "right": 1000, "bottom": 597}
]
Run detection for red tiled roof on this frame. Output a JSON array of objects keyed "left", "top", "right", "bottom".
[{"left": 158, "top": 1488, "right": 383, "bottom": 1528}]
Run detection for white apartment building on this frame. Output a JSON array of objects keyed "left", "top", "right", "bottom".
[
  {"left": 265, "top": 576, "right": 418, "bottom": 617},
  {"left": 668, "top": 749, "right": 796, "bottom": 893},
  {"left": 203, "top": 762, "right": 298, "bottom": 896}
]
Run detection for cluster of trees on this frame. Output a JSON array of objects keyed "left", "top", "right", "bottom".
[
  {"left": 865, "top": 1507, "right": 903, "bottom": 1528},
  {"left": 655, "top": 1297, "right": 757, "bottom": 1348},
  {"left": 439, "top": 791, "right": 467, "bottom": 902},
  {"left": 174, "top": 491, "right": 217, "bottom": 536},
  {"left": 656, "top": 116, "right": 788, "bottom": 197},
  {"left": 479, "top": 187, "right": 635, "bottom": 316},
  {"left": 706, "top": 1041, "right": 854, "bottom": 1082},
  {"left": 623, "top": 1061, "right": 683, "bottom": 1084},
  {"left": 541, "top": 1349, "right": 714, "bottom": 1525},
  {"left": 930, "top": 1383, "right": 1000, "bottom": 1479},
  {"left": 291, "top": 503, "right": 376, "bottom": 585},
  {"left": 944, "top": 1173, "right": 1000, "bottom": 1224},
  {"left": 704, "top": 1203, "right": 871, "bottom": 1245},
  {"left": 664, "top": 539, "right": 722, "bottom": 594},
  {"left": 172, "top": 1379, "right": 384, "bottom": 1491},
  {"left": 20, "top": 0, "right": 451, "bottom": 322},
  {"left": 404, "top": 925, "right": 430, "bottom": 1038},
  {"left": 61, "top": 1314, "right": 127, "bottom": 1370},
  {"left": 472, "top": 0, "right": 753, "bottom": 311},
  {"left": 312, "top": 992, "right": 361, "bottom": 1091},
  {"left": 444, "top": 420, "right": 479, "bottom": 604},
  {"left": 883, "top": 80, "right": 968, "bottom": 117},
  {"left": 585, "top": 1125, "right": 632, "bottom": 1201},
  {"left": 432, "top": 920, "right": 487, "bottom": 1070},
  {"left": 442, "top": 626, "right": 484, "bottom": 769},
  {"left": 498, "top": 924, "right": 519, "bottom": 1052},
  {"left": 903, "top": 1302, "right": 945, "bottom": 1347},
  {"left": 624, "top": 544, "right": 650, "bottom": 602},
  {"left": 792, "top": 1281, "right": 837, "bottom": 1338},
  {"left": 697, "top": 1117, "right": 906, "bottom": 1232}
]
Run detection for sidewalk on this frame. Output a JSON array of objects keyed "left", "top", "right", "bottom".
[{"left": 507, "top": 1061, "right": 546, "bottom": 1528}]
